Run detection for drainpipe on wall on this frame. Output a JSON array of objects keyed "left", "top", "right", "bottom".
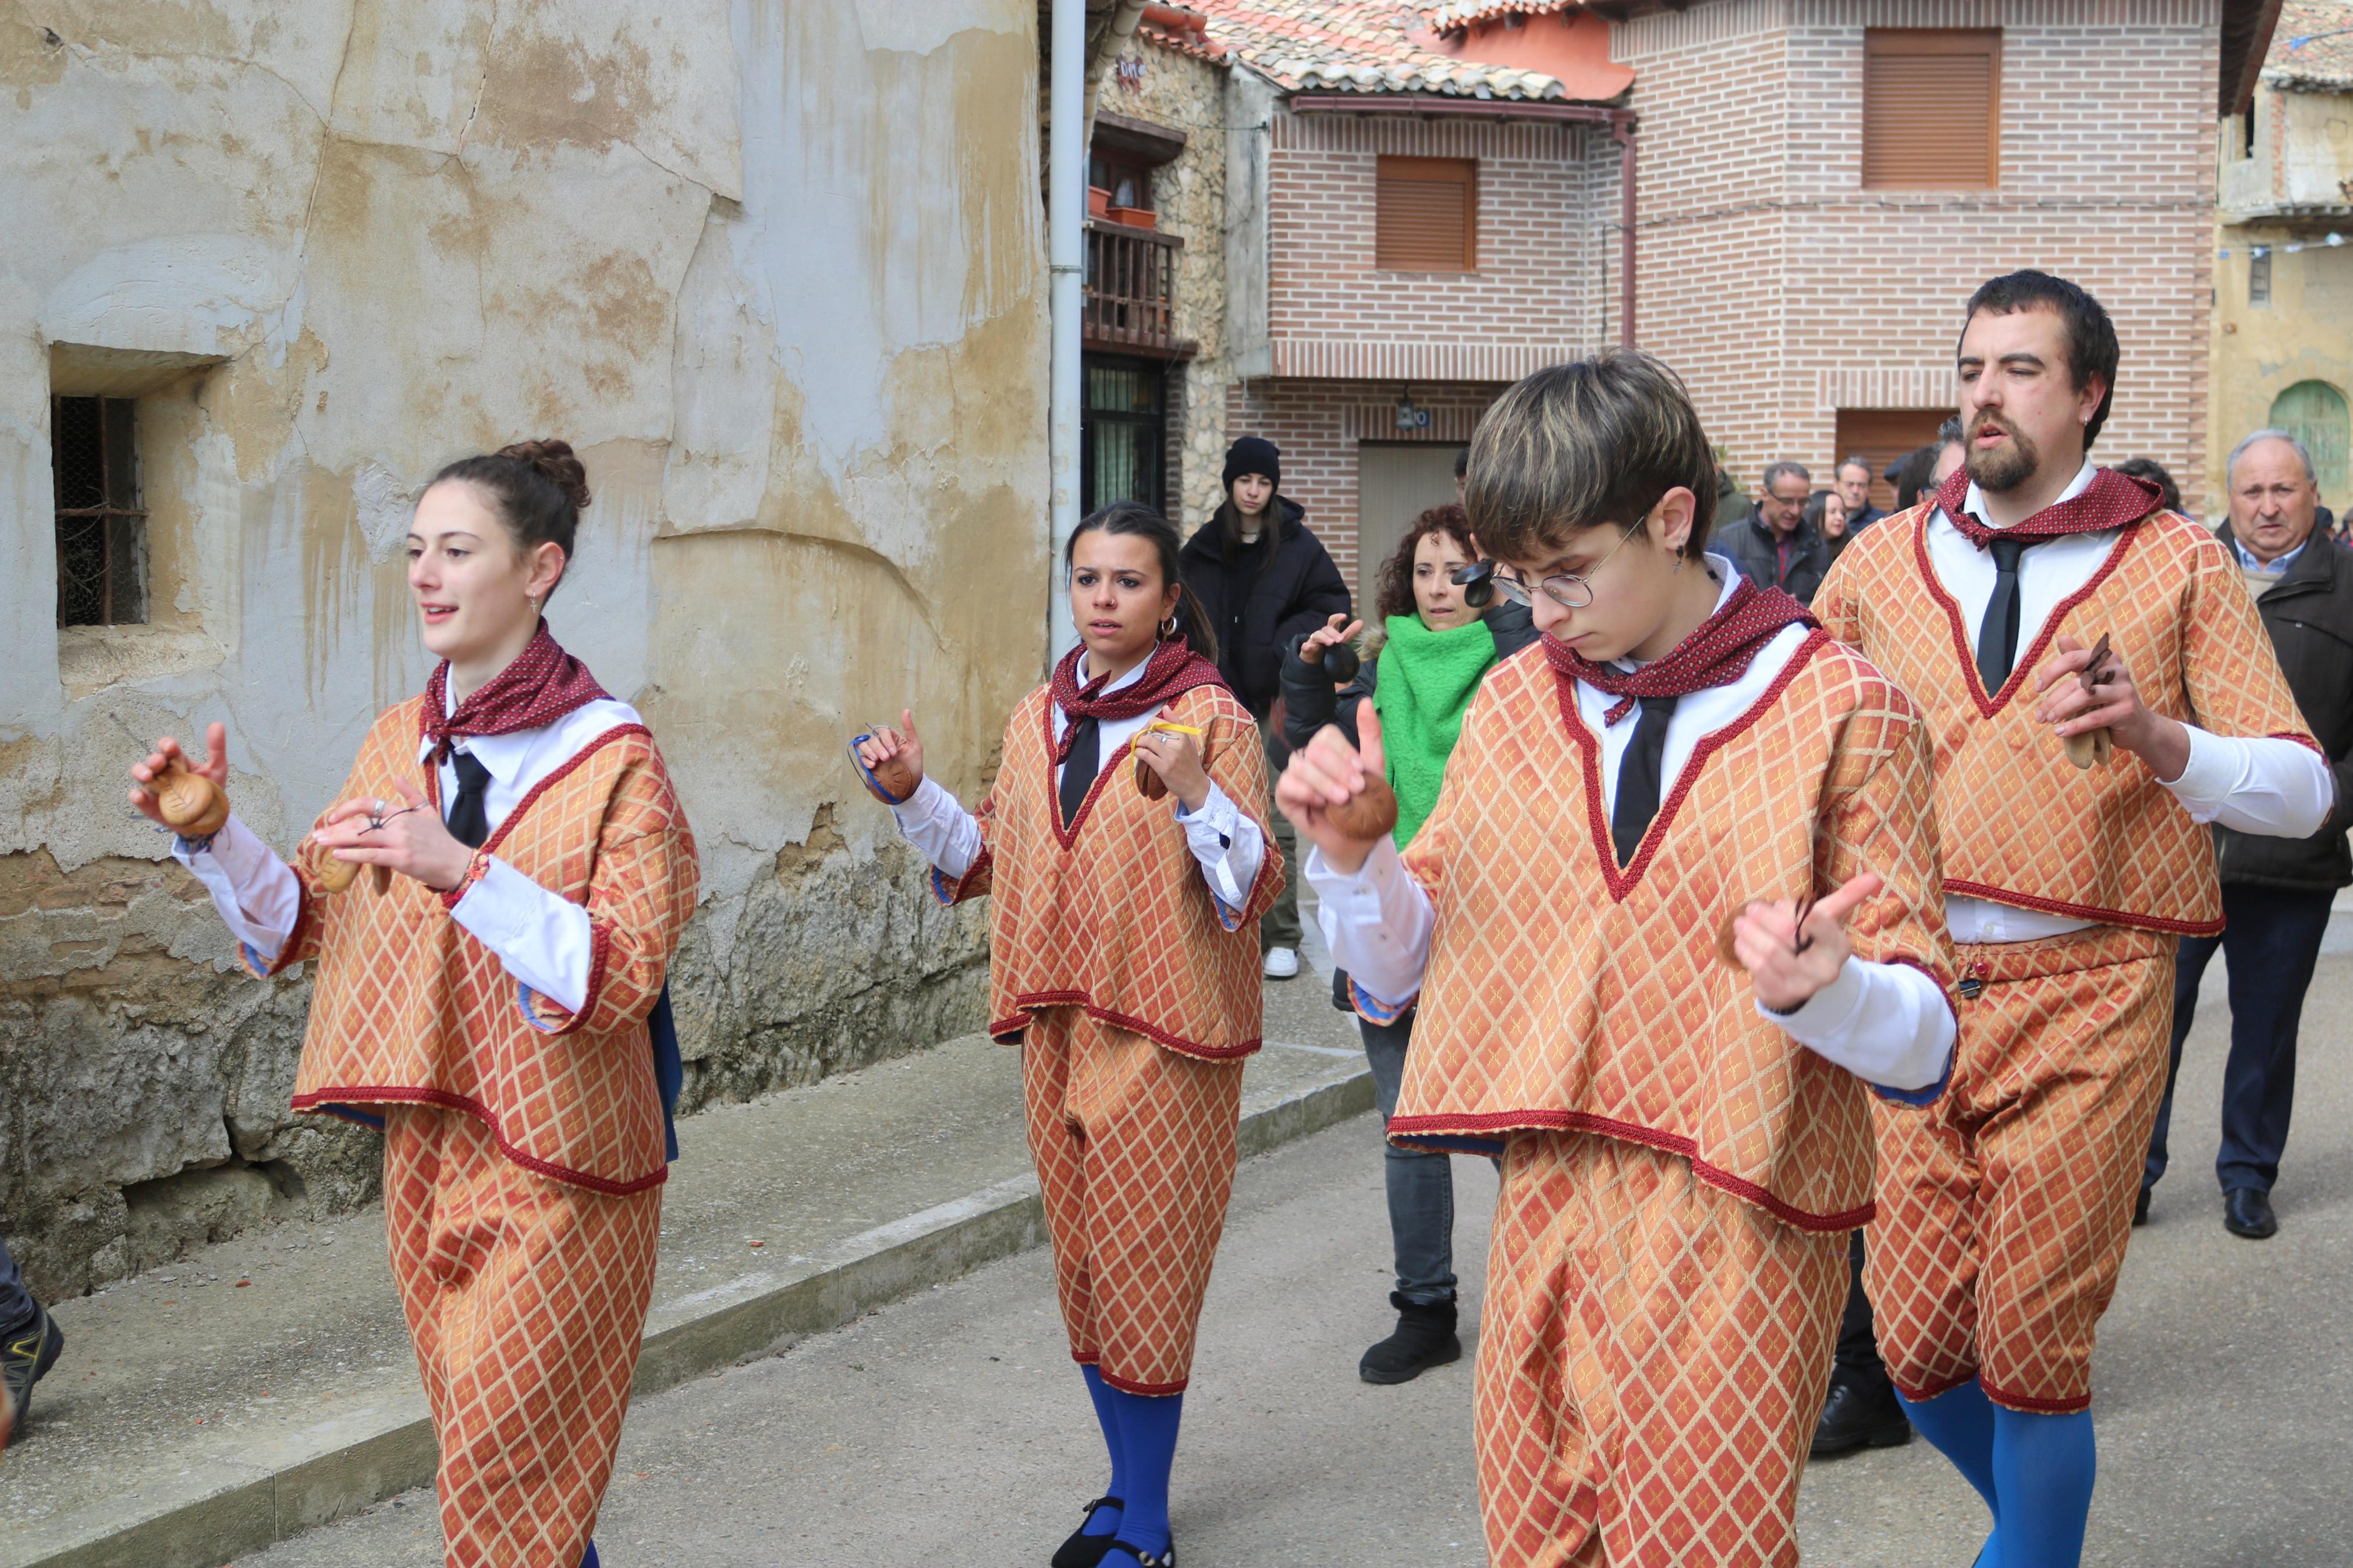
[
  {"left": 1047, "top": 0, "right": 1086, "bottom": 662},
  {"left": 1611, "top": 109, "right": 1637, "bottom": 349}
]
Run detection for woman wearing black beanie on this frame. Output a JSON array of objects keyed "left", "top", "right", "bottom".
[{"left": 1179, "top": 436, "right": 1353, "bottom": 978}]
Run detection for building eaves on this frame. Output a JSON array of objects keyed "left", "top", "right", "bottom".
[
  {"left": 2264, "top": 0, "right": 2353, "bottom": 88},
  {"left": 1190, "top": 0, "right": 1605, "bottom": 102}
]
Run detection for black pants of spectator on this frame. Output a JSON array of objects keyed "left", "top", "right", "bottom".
[
  {"left": 2145, "top": 882, "right": 2335, "bottom": 1197},
  {"left": 0, "top": 1233, "right": 36, "bottom": 1331},
  {"left": 1832, "top": 1229, "right": 1890, "bottom": 1389}
]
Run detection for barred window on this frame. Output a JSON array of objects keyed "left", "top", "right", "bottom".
[{"left": 52, "top": 394, "right": 147, "bottom": 627}]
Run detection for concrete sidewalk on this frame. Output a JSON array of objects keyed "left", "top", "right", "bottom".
[{"left": 0, "top": 950, "right": 1369, "bottom": 1568}]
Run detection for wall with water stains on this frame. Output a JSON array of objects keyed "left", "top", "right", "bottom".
[{"left": 0, "top": 0, "right": 1048, "bottom": 1299}]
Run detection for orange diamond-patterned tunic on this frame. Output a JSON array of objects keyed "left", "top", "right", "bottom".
[
  {"left": 1816, "top": 503, "right": 2317, "bottom": 1413},
  {"left": 933, "top": 681, "right": 1280, "bottom": 1393},
  {"left": 1387, "top": 635, "right": 1955, "bottom": 1567},
  {"left": 257, "top": 698, "right": 698, "bottom": 1567}
]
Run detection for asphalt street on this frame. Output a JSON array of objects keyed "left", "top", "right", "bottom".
[{"left": 238, "top": 955, "right": 2353, "bottom": 1567}]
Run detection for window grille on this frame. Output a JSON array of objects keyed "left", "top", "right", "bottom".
[{"left": 52, "top": 394, "right": 147, "bottom": 627}]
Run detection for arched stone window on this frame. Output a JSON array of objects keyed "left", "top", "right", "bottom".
[{"left": 2268, "top": 380, "right": 2351, "bottom": 508}]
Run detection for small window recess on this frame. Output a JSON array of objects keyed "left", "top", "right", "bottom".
[
  {"left": 2250, "top": 248, "right": 2273, "bottom": 307},
  {"left": 52, "top": 394, "right": 147, "bottom": 627}
]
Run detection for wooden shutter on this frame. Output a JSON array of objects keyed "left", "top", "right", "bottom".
[
  {"left": 1863, "top": 30, "right": 1999, "bottom": 189},
  {"left": 1376, "top": 157, "right": 1477, "bottom": 272}
]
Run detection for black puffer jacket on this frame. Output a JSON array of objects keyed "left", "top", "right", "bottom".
[
  {"left": 1178, "top": 498, "right": 1353, "bottom": 717},
  {"left": 1277, "top": 600, "right": 1539, "bottom": 752},
  {"left": 1717, "top": 508, "right": 1832, "bottom": 605},
  {"left": 2212, "top": 522, "right": 2353, "bottom": 891}
]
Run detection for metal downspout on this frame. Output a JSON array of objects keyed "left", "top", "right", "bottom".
[
  {"left": 1612, "top": 109, "right": 1637, "bottom": 349},
  {"left": 1047, "top": 0, "right": 1086, "bottom": 662}
]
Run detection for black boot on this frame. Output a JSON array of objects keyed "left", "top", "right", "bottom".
[
  {"left": 1811, "top": 1369, "right": 1912, "bottom": 1457},
  {"left": 1359, "top": 1293, "right": 1460, "bottom": 1385}
]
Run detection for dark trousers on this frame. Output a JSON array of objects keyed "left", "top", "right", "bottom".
[
  {"left": 0, "top": 1233, "right": 36, "bottom": 1330},
  {"left": 1833, "top": 1229, "right": 1890, "bottom": 1388},
  {"left": 2146, "top": 882, "right": 2335, "bottom": 1196},
  {"left": 1360, "top": 1013, "right": 1457, "bottom": 1306},
  {"left": 1259, "top": 717, "right": 1301, "bottom": 952}
]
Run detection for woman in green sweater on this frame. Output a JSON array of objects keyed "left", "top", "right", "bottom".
[{"left": 1277, "top": 503, "right": 1535, "bottom": 1384}]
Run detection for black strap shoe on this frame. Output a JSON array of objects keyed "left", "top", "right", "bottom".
[
  {"left": 1103, "top": 1543, "right": 1175, "bottom": 1568},
  {"left": 1810, "top": 1371, "right": 1912, "bottom": 1457},
  {"left": 1050, "top": 1496, "right": 1124, "bottom": 1568},
  {"left": 2133, "top": 1186, "right": 2152, "bottom": 1227},
  {"left": 0, "top": 1304, "right": 63, "bottom": 1446},
  {"left": 1359, "top": 1292, "right": 1461, "bottom": 1385},
  {"left": 2223, "top": 1187, "right": 2278, "bottom": 1240}
]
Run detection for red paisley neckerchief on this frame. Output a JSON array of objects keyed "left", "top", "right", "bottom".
[
  {"left": 1935, "top": 464, "right": 2166, "bottom": 547},
  {"left": 421, "top": 621, "right": 612, "bottom": 762},
  {"left": 1546, "top": 574, "right": 1818, "bottom": 725},
  {"left": 1050, "top": 636, "right": 1227, "bottom": 762}
]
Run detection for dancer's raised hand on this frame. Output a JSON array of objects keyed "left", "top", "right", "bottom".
[
  {"left": 129, "top": 722, "right": 229, "bottom": 826},
  {"left": 1277, "top": 704, "right": 1391, "bottom": 873},
  {"left": 1732, "top": 870, "right": 1884, "bottom": 1014},
  {"left": 856, "top": 710, "right": 926, "bottom": 799}
]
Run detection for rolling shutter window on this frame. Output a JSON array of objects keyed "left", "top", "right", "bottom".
[
  {"left": 1376, "top": 157, "right": 1477, "bottom": 272},
  {"left": 1863, "top": 30, "right": 1999, "bottom": 189}
]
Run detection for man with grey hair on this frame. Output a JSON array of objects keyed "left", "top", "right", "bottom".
[
  {"left": 1721, "top": 459, "right": 1831, "bottom": 602},
  {"left": 1836, "top": 455, "right": 1887, "bottom": 537},
  {"left": 2142, "top": 428, "right": 2353, "bottom": 1240}
]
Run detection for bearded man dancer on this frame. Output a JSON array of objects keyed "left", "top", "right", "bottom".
[{"left": 1815, "top": 271, "right": 2333, "bottom": 1567}]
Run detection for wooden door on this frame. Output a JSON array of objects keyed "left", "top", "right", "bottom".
[
  {"left": 1357, "top": 442, "right": 1466, "bottom": 618},
  {"left": 1834, "top": 408, "right": 1951, "bottom": 512}
]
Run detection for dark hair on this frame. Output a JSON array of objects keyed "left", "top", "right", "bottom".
[
  {"left": 1067, "top": 500, "right": 1219, "bottom": 663},
  {"left": 1375, "top": 504, "right": 1479, "bottom": 622},
  {"left": 1893, "top": 443, "right": 1940, "bottom": 511},
  {"left": 1802, "top": 489, "right": 1844, "bottom": 536},
  {"left": 428, "top": 439, "right": 592, "bottom": 599},
  {"left": 1452, "top": 446, "right": 1470, "bottom": 479},
  {"left": 2111, "top": 456, "right": 2181, "bottom": 514},
  {"left": 1212, "top": 495, "right": 1285, "bottom": 575},
  {"left": 1466, "top": 351, "right": 1717, "bottom": 562},
  {"left": 1959, "top": 269, "right": 2120, "bottom": 447}
]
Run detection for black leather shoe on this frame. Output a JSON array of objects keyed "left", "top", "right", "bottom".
[
  {"left": 1102, "top": 1540, "right": 1175, "bottom": 1567},
  {"left": 0, "top": 1303, "right": 63, "bottom": 1446},
  {"left": 1050, "top": 1496, "right": 1123, "bottom": 1568},
  {"left": 2133, "top": 1186, "right": 2152, "bottom": 1227},
  {"left": 2223, "top": 1187, "right": 2278, "bottom": 1240},
  {"left": 1360, "top": 1293, "right": 1460, "bottom": 1385},
  {"left": 1811, "top": 1373, "right": 1912, "bottom": 1457}
]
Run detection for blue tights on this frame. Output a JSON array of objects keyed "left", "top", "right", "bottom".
[
  {"left": 579, "top": 1544, "right": 599, "bottom": 1568},
  {"left": 1078, "top": 1366, "right": 1182, "bottom": 1564},
  {"left": 1896, "top": 1381, "right": 2098, "bottom": 1568}
]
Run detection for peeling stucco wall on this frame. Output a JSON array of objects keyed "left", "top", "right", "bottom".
[{"left": 0, "top": 0, "right": 1048, "bottom": 1299}]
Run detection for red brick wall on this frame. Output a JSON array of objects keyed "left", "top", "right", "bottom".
[
  {"left": 1216, "top": 378, "right": 1507, "bottom": 592},
  {"left": 1614, "top": 0, "right": 2219, "bottom": 512},
  {"left": 1265, "top": 113, "right": 1623, "bottom": 379}
]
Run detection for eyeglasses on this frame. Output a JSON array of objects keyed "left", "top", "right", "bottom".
[{"left": 1451, "top": 523, "right": 1639, "bottom": 611}]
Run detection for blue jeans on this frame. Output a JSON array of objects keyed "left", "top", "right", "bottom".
[
  {"left": 0, "top": 1233, "right": 35, "bottom": 1330},
  {"left": 1361, "top": 1013, "right": 1458, "bottom": 1307},
  {"left": 2146, "top": 883, "right": 2335, "bottom": 1196}
]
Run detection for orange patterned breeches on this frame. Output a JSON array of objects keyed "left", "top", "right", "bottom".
[
  {"left": 1866, "top": 925, "right": 2173, "bottom": 1414},
  {"left": 385, "top": 1106, "right": 662, "bottom": 1568},
  {"left": 1476, "top": 1131, "right": 1847, "bottom": 1568},
  {"left": 1022, "top": 1008, "right": 1244, "bottom": 1395}
]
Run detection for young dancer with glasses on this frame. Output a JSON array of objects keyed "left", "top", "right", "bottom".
[{"left": 1280, "top": 352, "right": 1958, "bottom": 1567}]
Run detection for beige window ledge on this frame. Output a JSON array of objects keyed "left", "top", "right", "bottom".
[{"left": 59, "top": 623, "right": 226, "bottom": 702}]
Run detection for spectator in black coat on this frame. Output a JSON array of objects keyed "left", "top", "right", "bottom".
[
  {"left": 1719, "top": 460, "right": 1830, "bottom": 602},
  {"left": 1177, "top": 436, "right": 1351, "bottom": 978},
  {"left": 1835, "top": 454, "right": 1887, "bottom": 538},
  {"left": 2143, "top": 430, "right": 2353, "bottom": 1242}
]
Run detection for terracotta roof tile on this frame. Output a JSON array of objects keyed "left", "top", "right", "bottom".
[
  {"left": 2268, "top": 0, "right": 2353, "bottom": 88},
  {"left": 1190, "top": 0, "right": 1603, "bottom": 101}
]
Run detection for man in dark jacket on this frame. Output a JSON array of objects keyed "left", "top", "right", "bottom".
[
  {"left": 1177, "top": 436, "right": 1352, "bottom": 977},
  {"left": 1717, "top": 460, "right": 1830, "bottom": 603},
  {"left": 1834, "top": 454, "right": 1887, "bottom": 537},
  {"left": 2143, "top": 430, "right": 2353, "bottom": 1240}
]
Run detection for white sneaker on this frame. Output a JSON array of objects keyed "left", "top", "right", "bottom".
[{"left": 1262, "top": 947, "right": 1300, "bottom": 980}]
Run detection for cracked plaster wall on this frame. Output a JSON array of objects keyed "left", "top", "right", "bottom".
[{"left": 0, "top": 0, "right": 1048, "bottom": 1299}]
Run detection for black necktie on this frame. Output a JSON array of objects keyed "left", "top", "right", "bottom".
[
  {"left": 446, "top": 751, "right": 493, "bottom": 849},
  {"left": 1610, "top": 695, "right": 1678, "bottom": 867},
  {"left": 1975, "top": 536, "right": 2031, "bottom": 692},
  {"left": 1057, "top": 716, "right": 1100, "bottom": 827}
]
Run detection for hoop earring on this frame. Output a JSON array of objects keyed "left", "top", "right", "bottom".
[{"left": 1159, "top": 614, "right": 1179, "bottom": 639}]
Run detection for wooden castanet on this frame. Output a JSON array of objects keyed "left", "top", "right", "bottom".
[
  {"left": 153, "top": 756, "right": 230, "bottom": 838},
  {"left": 2063, "top": 631, "right": 2117, "bottom": 770},
  {"left": 1132, "top": 717, "right": 1238, "bottom": 802},
  {"left": 1327, "top": 773, "right": 1399, "bottom": 841},
  {"left": 313, "top": 848, "right": 389, "bottom": 895},
  {"left": 848, "top": 733, "right": 918, "bottom": 805}
]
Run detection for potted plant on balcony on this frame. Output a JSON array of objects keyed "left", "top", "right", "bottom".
[
  {"left": 1106, "top": 204, "right": 1156, "bottom": 231},
  {"left": 1089, "top": 185, "right": 1112, "bottom": 219}
]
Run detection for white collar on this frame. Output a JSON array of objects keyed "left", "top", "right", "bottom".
[
  {"left": 1076, "top": 651, "right": 1152, "bottom": 694},
  {"left": 1959, "top": 457, "right": 2099, "bottom": 532}
]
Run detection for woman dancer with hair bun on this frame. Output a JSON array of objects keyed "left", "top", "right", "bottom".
[
  {"left": 132, "top": 440, "right": 698, "bottom": 1568},
  {"left": 854, "top": 500, "right": 1282, "bottom": 1568}
]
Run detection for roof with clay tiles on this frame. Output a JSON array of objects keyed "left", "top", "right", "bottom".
[
  {"left": 1422, "top": 0, "right": 1580, "bottom": 30},
  {"left": 2266, "top": 1, "right": 2353, "bottom": 89},
  {"left": 1188, "top": 0, "right": 1605, "bottom": 101}
]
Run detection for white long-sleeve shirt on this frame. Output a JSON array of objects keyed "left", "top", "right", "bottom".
[
  {"left": 1929, "top": 460, "right": 2336, "bottom": 942},
  {"left": 1308, "top": 557, "right": 1955, "bottom": 1093},
  {"left": 175, "top": 694, "right": 643, "bottom": 1011},
  {"left": 889, "top": 652, "right": 1265, "bottom": 915}
]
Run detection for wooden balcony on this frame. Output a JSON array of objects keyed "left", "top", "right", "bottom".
[{"left": 1084, "top": 219, "right": 1197, "bottom": 360}]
